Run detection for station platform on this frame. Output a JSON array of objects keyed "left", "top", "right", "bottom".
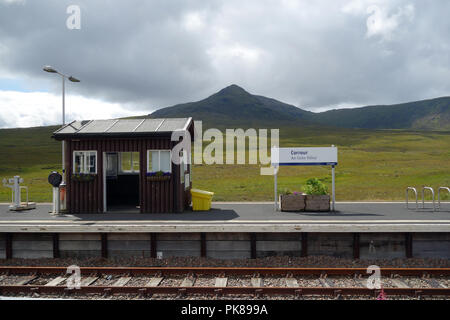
[{"left": 0, "top": 202, "right": 449, "bottom": 233}]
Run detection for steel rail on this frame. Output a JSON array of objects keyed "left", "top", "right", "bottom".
[
  {"left": 0, "top": 285, "right": 448, "bottom": 297},
  {"left": 0, "top": 266, "right": 449, "bottom": 276}
]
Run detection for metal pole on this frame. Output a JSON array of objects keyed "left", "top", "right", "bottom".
[
  {"left": 52, "top": 187, "right": 60, "bottom": 215},
  {"left": 331, "top": 165, "right": 335, "bottom": 211},
  {"left": 61, "top": 75, "right": 65, "bottom": 183},
  {"left": 13, "top": 176, "right": 20, "bottom": 208},
  {"left": 56, "top": 187, "right": 60, "bottom": 214},
  {"left": 274, "top": 165, "right": 278, "bottom": 211}
]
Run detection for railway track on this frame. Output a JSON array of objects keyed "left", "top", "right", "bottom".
[{"left": 0, "top": 266, "right": 449, "bottom": 299}]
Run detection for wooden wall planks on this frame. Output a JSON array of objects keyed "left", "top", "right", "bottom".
[{"left": 66, "top": 137, "right": 185, "bottom": 213}]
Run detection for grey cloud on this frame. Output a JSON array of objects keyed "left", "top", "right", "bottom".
[{"left": 0, "top": 0, "right": 449, "bottom": 112}]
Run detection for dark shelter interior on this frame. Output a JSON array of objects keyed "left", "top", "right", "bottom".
[{"left": 106, "top": 152, "right": 140, "bottom": 210}]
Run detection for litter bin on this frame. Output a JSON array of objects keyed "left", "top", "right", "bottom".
[{"left": 191, "top": 189, "right": 214, "bottom": 211}]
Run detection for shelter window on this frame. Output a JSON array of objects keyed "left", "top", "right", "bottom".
[
  {"left": 147, "top": 150, "right": 171, "bottom": 173},
  {"left": 119, "top": 152, "right": 140, "bottom": 173},
  {"left": 73, "top": 151, "right": 97, "bottom": 174}
]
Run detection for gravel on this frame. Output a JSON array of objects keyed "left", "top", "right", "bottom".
[
  {"left": 0, "top": 293, "right": 445, "bottom": 300},
  {"left": 402, "top": 277, "right": 433, "bottom": 288},
  {"left": 192, "top": 275, "right": 215, "bottom": 287},
  {"left": 92, "top": 274, "right": 121, "bottom": 286},
  {"left": 28, "top": 276, "right": 57, "bottom": 286},
  {"left": 296, "top": 276, "right": 321, "bottom": 287},
  {"left": 0, "top": 255, "right": 448, "bottom": 300},
  {"left": 159, "top": 275, "right": 184, "bottom": 286},
  {"left": 227, "top": 275, "right": 252, "bottom": 287},
  {"left": 127, "top": 276, "right": 149, "bottom": 287},
  {"left": 0, "top": 275, "right": 34, "bottom": 285},
  {"left": 261, "top": 277, "right": 285, "bottom": 287},
  {"left": 0, "top": 255, "right": 448, "bottom": 268}
]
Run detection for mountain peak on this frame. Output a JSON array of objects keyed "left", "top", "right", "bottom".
[
  {"left": 216, "top": 84, "right": 249, "bottom": 96},
  {"left": 150, "top": 83, "right": 310, "bottom": 127}
]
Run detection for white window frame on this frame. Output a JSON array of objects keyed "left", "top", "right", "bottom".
[
  {"left": 147, "top": 150, "right": 172, "bottom": 173},
  {"left": 119, "top": 152, "right": 140, "bottom": 174},
  {"left": 179, "top": 149, "right": 190, "bottom": 189},
  {"left": 73, "top": 150, "right": 97, "bottom": 174},
  {"left": 183, "top": 151, "right": 188, "bottom": 174},
  {"left": 180, "top": 150, "right": 185, "bottom": 184},
  {"left": 185, "top": 173, "right": 190, "bottom": 190}
]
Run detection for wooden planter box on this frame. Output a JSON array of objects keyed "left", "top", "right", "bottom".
[
  {"left": 280, "top": 194, "right": 306, "bottom": 212},
  {"left": 146, "top": 175, "right": 171, "bottom": 182},
  {"left": 305, "top": 195, "right": 330, "bottom": 211},
  {"left": 71, "top": 174, "right": 96, "bottom": 182}
]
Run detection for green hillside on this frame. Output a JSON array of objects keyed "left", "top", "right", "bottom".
[
  {"left": 0, "top": 125, "right": 60, "bottom": 201},
  {"left": 308, "top": 97, "right": 450, "bottom": 130}
]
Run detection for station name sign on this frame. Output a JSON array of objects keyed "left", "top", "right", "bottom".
[{"left": 271, "top": 147, "right": 338, "bottom": 166}]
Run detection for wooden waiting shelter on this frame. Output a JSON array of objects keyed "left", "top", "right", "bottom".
[{"left": 52, "top": 118, "right": 194, "bottom": 214}]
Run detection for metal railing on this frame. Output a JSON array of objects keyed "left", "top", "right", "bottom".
[
  {"left": 438, "top": 187, "right": 450, "bottom": 210},
  {"left": 422, "top": 187, "right": 435, "bottom": 211},
  {"left": 406, "top": 186, "right": 449, "bottom": 211},
  {"left": 406, "top": 187, "right": 418, "bottom": 210}
]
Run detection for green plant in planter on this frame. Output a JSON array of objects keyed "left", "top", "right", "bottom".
[
  {"left": 146, "top": 170, "right": 171, "bottom": 181},
  {"left": 303, "top": 178, "right": 328, "bottom": 195},
  {"left": 278, "top": 188, "right": 292, "bottom": 196}
]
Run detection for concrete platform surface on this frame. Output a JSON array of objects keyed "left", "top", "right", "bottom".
[{"left": 0, "top": 202, "right": 449, "bottom": 232}]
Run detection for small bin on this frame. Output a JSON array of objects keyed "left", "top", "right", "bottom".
[{"left": 191, "top": 188, "right": 214, "bottom": 211}]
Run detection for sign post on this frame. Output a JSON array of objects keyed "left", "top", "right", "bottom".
[
  {"left": 274, "top": 164, "right": 278, "bottom": 211},
  {"left": 48, "top": 171, "right": 63, "bottom": 215},
  {"left": 271, "top": 145, "right": 338, "bottom": 212},
  {"left": 332, "top": 164, "right": 335, "bottom": 211},
  {"left": 2, "top": 176, "right": 36, "bottom": 211}
]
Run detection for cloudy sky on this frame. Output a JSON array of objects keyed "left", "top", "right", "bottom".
[{"left": 0, "top": 0, "right": 449, "bottom": 128}]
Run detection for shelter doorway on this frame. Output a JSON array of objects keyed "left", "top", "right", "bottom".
[{"left": 104, "top": 152, "right": 140, "bottom": 212}]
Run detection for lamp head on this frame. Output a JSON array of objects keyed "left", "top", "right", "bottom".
[
  {"left": 43, "top": 65, "right": 58, "bottom": 73},
  {"left": 68, "top": 76, "right": 80, "bottom": 82}
]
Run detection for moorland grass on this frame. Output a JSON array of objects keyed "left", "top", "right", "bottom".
[{"left": 0, "top": 125, "right": 449, "bottom": 202}]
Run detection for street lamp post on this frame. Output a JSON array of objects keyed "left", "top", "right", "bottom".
[{"left": 43, "top": 66, "right": 80, "bottom": 211}]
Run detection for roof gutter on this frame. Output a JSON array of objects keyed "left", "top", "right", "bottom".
[{"left": 52, "top": 131, "right": 175, "bottom": 141}]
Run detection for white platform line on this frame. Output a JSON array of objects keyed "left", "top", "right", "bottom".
[
  {"left": 0, "top": 220, "right": 449, "bottom": 224},
  {"left": 1, "top": 224, "right": 449, "bottom": 232},
  {"left": 1, "top": 223, "right": 449, "bottom": 228}
]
